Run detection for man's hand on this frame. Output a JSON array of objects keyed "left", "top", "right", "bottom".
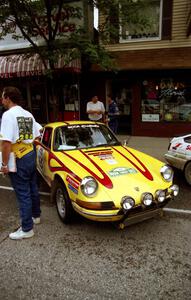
[
  {"left": 0, "top": 165, "right": 9, "bottom": 174},
  {"left": 1, "top": 140, "right": 11, "bottom": 174}
]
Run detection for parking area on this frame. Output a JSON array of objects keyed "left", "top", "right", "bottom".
[
  {"left": 0, "top": 180, "right": 191, "bottom": 299},
  {"left": 0, "top": 135, "right": 191, "bottom": 299}
]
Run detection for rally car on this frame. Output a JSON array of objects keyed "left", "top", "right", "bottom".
[
  {"left": 35, "top": 121, "right": 179, "bottom": 228},
  {"left": 165, "top": 134, "right": 191, "bottom": 185}
]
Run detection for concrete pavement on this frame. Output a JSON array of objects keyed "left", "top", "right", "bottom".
[{"left": 0, "top": 135, "right": 191, "bottom": 299}]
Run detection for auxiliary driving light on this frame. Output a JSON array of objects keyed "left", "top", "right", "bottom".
[
  {"left": 141, "top": 192, "right": 153, "bottom": 206},
  {"left": 155, "top": 189, "right": 166, "bottom": 203},
  {"left": 121, "top": 196, "right": 135, "bottom": 212},
  {"left": 169, "top": 184, "right": 179, "bottom": 197}
]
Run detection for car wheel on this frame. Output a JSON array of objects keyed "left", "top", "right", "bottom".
[
  {"left": 52, "top": 180, "right": 73, "bottom": 223},
  {"left": 184, "top": 161, "right": 191, "bottom": 185}
]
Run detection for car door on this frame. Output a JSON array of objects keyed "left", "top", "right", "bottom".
[
  {"left": 36, "top": 127, "right": 53, "bottom": 186},
  {"left": 184, "top": 136, "right": 191, "bottom": 159}
]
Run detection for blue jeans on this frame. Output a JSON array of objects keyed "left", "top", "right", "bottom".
[
  {"left": 9, "top": 149, "right": 41, "bottom": 232},
  {"left": 109, "top": 118, "right": 118, "bottom": 134}
]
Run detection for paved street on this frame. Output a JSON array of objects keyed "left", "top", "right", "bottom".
[
  {"left": 0, "top": 136, "right": 191, "bottom": 300},
  {"left": 0, "top": 186, "right": 191, "bottom": 300}
]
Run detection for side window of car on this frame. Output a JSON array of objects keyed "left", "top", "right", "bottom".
[
  {"left": 42, "top": 128, "right": 52, "bottom": 149},
  {"left": 184, "top": 137, "right": 191, "bottom": 144}
]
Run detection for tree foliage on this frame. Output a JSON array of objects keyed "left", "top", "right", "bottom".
[
  {"left": 0, "top": 0, "right": 152, "bottom": 72},
  {"left": 0, "top": 0, "right": 155, "bottom": 121},
  {"left": 93, "top": 0, "right": 157, "bottom": 43},
  {"left": 0, "top": 0, "right": 115, "bottom": 72}
]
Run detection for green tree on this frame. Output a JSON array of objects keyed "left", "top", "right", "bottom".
[
  {"left": 0, "top": 0, "right": 153, "bottom": 72},
  {"left": 0, "top": 0, "right": 152, "bottom": 120},
  {"left": 94, "top": 0, "right": 159, "bottom": 43},
  {"left": 0, "top": 0, "right": 114, "bottom": 120}
]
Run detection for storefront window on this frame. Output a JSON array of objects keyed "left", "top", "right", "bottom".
[
  {"left": 110, "top": 83, "right": 132, "bottom": 134},
  {"left": 120, "top": 0, "right": 162, "bottom": 42},
  {"left": 30, "top": 82, "right": 46, "bottom": 124},
  {"left": 141, "top": 78, "right": 191, "bottom": 122},
  {"left": 115, "top": 88, "right": 132, "bottom": 116},
  {"left": 63, "top": 84, "right": 79, "bottom": 112}
]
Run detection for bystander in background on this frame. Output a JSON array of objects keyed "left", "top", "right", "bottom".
[
  {"left": 86, "top": 95, "right": 105, "bottom": 122},
  {"left": 107, "top": 95, "right": 120, "bottom": 134}
]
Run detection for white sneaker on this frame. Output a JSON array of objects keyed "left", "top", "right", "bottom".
[
  {"left": 32, "top": 217, "right": 41, "bottom": 225},
  {"left": 9, "top": 227, "right": 34, "bottom": 240}
]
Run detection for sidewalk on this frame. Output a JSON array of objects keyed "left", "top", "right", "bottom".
[{"left": 117, "top": 135, "right": 171, "bottom": 162}]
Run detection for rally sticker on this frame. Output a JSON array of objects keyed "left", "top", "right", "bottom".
[
  {"left": 68, "top": 184, "right": 78, "bottom": 194},
  {"left": 105, "top": 159, "right": 117, "bottom": 165},
  {"left": 37, "top": 147, "right": 44, "bottom": 171},
  {"left": 108, "top": 167, "right": 138, "bottom": 177},
  {"left": 66, "top": 175, "right": 79, "bottom": 189},
  {"left": 66, "top": 175, "right": 79, "bottom": 194},
  {"left": 186, "top": 145, "right": 191, "bottom": 151},
  {"left": 97, "top": 153, "right": 117, "bottom": 164}
]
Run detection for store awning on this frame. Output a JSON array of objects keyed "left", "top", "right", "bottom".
[{"left": 0, "top": 53, "right": 81, "bottom": 78}]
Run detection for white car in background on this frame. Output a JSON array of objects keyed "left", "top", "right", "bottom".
[{"left": 165, "top": 134, "right": 191, "bottom": 185}]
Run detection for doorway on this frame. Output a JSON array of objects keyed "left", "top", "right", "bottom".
[{"left": 108, "top": 80, "right": 132, "bottom": 135}]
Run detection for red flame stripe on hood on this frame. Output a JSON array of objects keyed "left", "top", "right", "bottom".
[
  {"left": 62, "top": 150, "right": 113, "bottom": 189},
  {"left": 48, "top": 152, "right": 81, "bottom": 182},
  {"left": 113, "top": 146, "right": 153, "bottom": 181}
]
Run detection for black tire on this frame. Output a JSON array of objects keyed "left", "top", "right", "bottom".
[
  {"left": 52, "top": 179, "right": 73, "bottom": 223},
  {"left": 184, "top": 161, "right": 191, "bottom": 185}
]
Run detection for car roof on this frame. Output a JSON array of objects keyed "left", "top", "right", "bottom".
[{"left": 44, "top": 120, "right": 100, "bottom": 129}]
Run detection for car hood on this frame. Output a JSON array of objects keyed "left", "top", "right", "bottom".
[{"left": 52, "top": 145, "right": 167, "bottom": 193}]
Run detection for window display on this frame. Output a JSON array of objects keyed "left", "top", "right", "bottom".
[
  {"left": 63, "top": 84, "right": 79, "bottom": 112},
  {"left": 115, "top": 88, "right": 132, "bottom": 116},
  {"left": 141, "top": 78, "right": 191, "bottom": 122},
  {"left": 120, "top": 0, "right": 162, "bottom": 42},
  {"left": 30, "top": 83, "right": 46, "bottom": 123}
]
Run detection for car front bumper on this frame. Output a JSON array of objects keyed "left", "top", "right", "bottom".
[
  {"left": 72, "top": 194, "right": 173, "bottom": 224},
  {"left": 118, "top": 208, "right": 163, "bottom": 229},
  {"left": 164, "top": 153, "right": 186, "bottom": 170}
]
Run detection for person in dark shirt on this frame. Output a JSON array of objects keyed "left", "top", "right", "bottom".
[{"left": 107, "top": 95, "right": 119, "bottom": 134}]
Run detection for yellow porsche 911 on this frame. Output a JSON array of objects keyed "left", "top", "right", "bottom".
[{"left": 36, "top": 121, "right": 179, "bottom": 228}]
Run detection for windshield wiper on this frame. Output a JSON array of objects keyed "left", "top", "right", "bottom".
[
  {"left": 94, "top": 143, "right": 108, "bottom": 148},
  {"left": 109, "top": 141, "right": 121, "bottom": 146}
]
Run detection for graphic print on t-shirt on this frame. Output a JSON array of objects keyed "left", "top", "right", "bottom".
[{"left": 17, "top": 117, "right": 33, "bottom": 140}]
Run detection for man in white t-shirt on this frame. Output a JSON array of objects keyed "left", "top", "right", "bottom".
[
  {"left": 86, "top": 95, "right": 105, "bottom": 122},
  {"left": 0, "top": 86, "right": 41, "bottom": 240}
]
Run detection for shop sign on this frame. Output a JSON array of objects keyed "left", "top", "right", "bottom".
[
  {"left": 0, "top": 1, "right": 84, "bottom": 51},
  {"left": 142, "top": 114, "right": 160, "bottom": 122},
  {"left": 32, "top": 2, "right": 83, "bottom": 37},
  {"left": 159, "top": 79, "right": 185, "bottom": 98},
  {"left": 0, "top": 71, "right": 43, "bottom": 78}
]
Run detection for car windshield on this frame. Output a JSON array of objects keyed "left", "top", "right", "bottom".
[{"left": 53, "top": 124, "right": 121, "bottom": 151}]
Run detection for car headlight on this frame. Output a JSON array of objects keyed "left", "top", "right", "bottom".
[
  {"left": 81, "top": 176, "right": 98, "bottom": 197},
  {"left": 121, "top": 196, "right": 135, "bottom": 212},
  {"left": 169, "top": 184, "right": 179, "bottom": 197},
  {"left": 141, "top": 192, "right": 153, "bottom": 206},
  {"left": 160, "top": 165, "right": 174, "bottom": 182},
  {"left": 155, "top": 189, "right": 166, "bottom": 203}
]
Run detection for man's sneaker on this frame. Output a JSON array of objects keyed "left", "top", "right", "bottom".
[
  {"left": 9, "top": 227, "right": 34, "bottom": 240},
  {"left": 32, "top": 217, "right": 41, "bottom": 225}
]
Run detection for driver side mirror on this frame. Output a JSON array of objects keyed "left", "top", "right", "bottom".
[{"left": 123, "top": 140, "right": 128, "bottom": 146}]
